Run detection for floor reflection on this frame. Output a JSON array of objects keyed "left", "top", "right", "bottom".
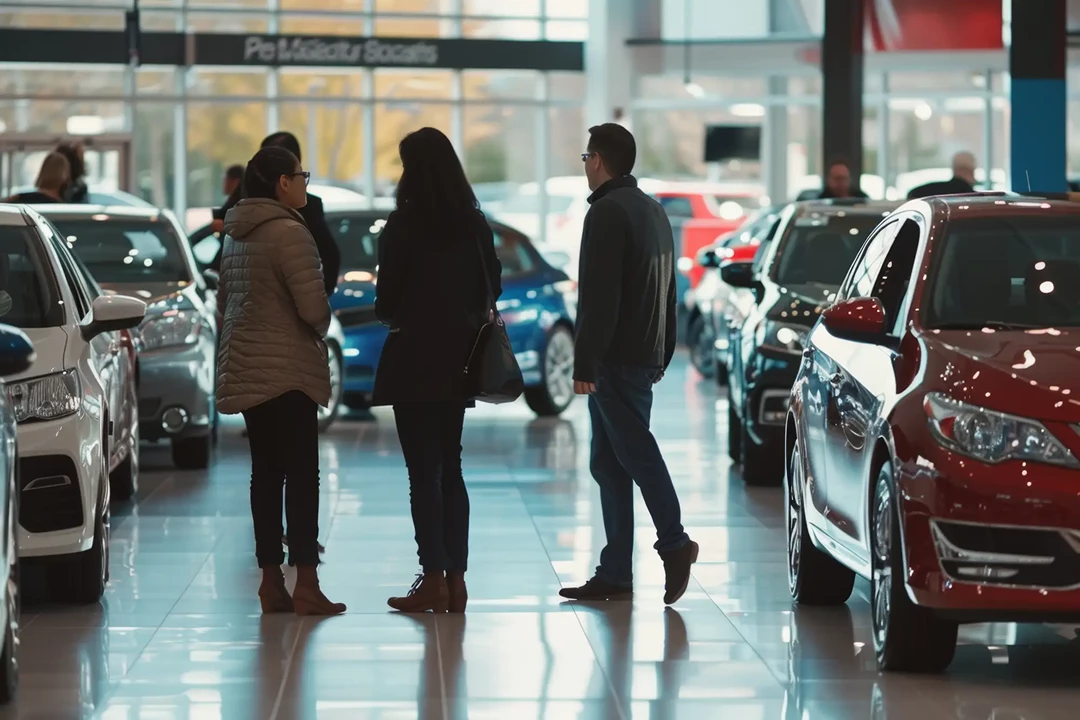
[{"left": 0, "top": 356, "right": 1077, "bottom": 718}]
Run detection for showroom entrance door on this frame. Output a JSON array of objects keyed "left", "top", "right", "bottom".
[{"left": 0, "top": 134, "right": 133, "bottom": 198}]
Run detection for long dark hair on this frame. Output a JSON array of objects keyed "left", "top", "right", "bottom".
[
  {"left": 395, "top": 127, "right": 478, "bottom": 217},
  {"left": 243, "top": 146, "right": 298, "bottom": 200},
  {"left": 55, "top": 141, "right": 85, "bottom": 182}
]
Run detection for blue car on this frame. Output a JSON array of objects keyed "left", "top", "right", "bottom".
[{"left": 325, "top": 206, "right": 578, "bottom": 417}]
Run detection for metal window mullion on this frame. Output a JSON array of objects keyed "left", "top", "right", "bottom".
[
  {"left": 537, "top": 72, "right": 549, "bottom": 243},
  {"left": 362, "top": 69, "right": 376, "bottom": 203},
  {"left": 878, "top": 71, "right": 890, "bottom": 187},
  {"left": 983, "top": 69, "right": 994, "bottom": 187},
  {"left": 173, "top": 67, "right": 188, "bottom": 220},
  {"left": 451, "top": 71, "right": 464, "bottom": 160}
]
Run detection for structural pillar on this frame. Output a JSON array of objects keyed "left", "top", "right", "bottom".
[
  {"left": 821, "top": 0, "right": 864, "bottom": 183},
  {"left": 1009, "top": 0, "right": 1066, "bottom": 193}
]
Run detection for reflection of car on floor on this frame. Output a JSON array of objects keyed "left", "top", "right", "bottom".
[
  {"left": 787, "top": 193, "right": 1080, "bottom": 674},
  {"left": 324, "top": 204, "right": 579, "bottom": 417},
  {"left": 0, "top": 205, "right": 146, "bottom": 605},
  {"left": 41, "top": 205, "right": 219, "bottom": 469},
  {"left": 725, "top": 199, "right": 899, "bottom": 485},
  {"left": 0, "top": 324, "right": 35, "bottom": 703}
]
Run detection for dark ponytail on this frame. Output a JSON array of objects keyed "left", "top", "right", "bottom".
[{"left": 243, "top": 146, "right": 298, "bottom": 200}]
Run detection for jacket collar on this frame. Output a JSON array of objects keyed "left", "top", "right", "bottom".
[{"left": 588, "top": 175, "right": 637, "bottom": 204}]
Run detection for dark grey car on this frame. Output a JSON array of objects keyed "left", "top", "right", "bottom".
[{"left": 39, "top": 206, "right": 218, "bottom": 469}]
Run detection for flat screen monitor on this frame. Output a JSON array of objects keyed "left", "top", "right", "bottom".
[{"left": 705, "top": 125, "right": 762, "bottom": 162}]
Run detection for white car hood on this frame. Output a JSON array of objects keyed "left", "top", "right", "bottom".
[{"left": 7, "top": 327, "right": 69, "bottom": 382}]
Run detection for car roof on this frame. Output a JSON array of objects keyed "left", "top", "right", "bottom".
[
  {"left": 0, "top": 205, "right": 31, "bottom": 227},
  {"left": 793, "top": 199, "right": 902, "bottom": 216},
  {"left": 30, "top": 204, "right": 168, "bottom": 220},
  {"left": 922, "top": 192, "right": 1080, "bottom": 218}
]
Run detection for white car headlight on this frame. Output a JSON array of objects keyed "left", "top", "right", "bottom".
[
  {"left": 924, "top": 392, "right": 1078, "bottom": 468},
  {"left": 140, "top": 311, "right": 201, "bottom": 351},
  {"left": 757, "top": 322, "right": 809, "bottom": 355},
  {"left": 7, "top": 369, "right": 81, "bottom": 423}
]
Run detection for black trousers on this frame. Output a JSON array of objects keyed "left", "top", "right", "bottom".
[
  {"left": 393, "top": 402, "right": 469, "bottom": 573},
  {"left": 242, "top": 390, "right": 321, "bottom": 568}
]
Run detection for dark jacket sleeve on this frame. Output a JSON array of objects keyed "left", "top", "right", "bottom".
[
  {"left": 573, "top": 201, "right": 627, "bottom": 384},
  {"left": 374, "top": 212, "right": 405, "bottom": 326},
  {"left": 664, "top": 263, "right": 678, "bottom": 370},
  {"left": 301, "top": 194, "right": 341, "bottom": 297}
]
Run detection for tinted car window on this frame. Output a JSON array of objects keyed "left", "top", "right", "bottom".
[
  {"left": 51, "top": 218, "right": 192, "bottom": 284},
  {"left": 659, "top": 197, "right": 694, "bottom": 220},
  {"left": 773, "top": 213, "right": 884, "bottom": 287},
  {"left": 927, "top": 215, "right": 1080, "bottom": 328},
  {"left": 0, "top": 227, "right": 65, "bottom": 328},
  {"left": 493, "top": 227, "right": 535, "bottom": 276},
  {"left": 328, "top": 213, "right": 382, "bottom": 270}
]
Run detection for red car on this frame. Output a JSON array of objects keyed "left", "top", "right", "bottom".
[{"left": 786, "top": 193, "right": 1080, "bottom": 673}]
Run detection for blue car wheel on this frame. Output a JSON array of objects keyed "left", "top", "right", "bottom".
[{"left": 524, "top": 324, "right": 575, "bottom": 416}]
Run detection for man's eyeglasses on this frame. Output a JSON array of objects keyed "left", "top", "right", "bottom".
[
  {"left": 580, "top": 152, "right": 596, "bottom": 162},
  {"left": 289, "top": 171, "right": 311, "bottom": 185}
]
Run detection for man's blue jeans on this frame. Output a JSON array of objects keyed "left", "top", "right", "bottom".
[{"left": 588, "top": 364, "right": 690, "bottom": 587}]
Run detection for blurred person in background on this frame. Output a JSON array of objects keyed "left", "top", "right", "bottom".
[
  {"left": 55, "top": 141, "right": 89, "bottom": 203},
  {"left": 210, "top": 164, "right": 246, "bottom": 235},
  {"left": 560, "top": 123, "right": 698, "bottom": 606},
  {"left": 7, "top": 152, "right": 70, "bottom": 203},
  {"left": 216, "top": 145, "right": 345, "bottom": 617},
  {"left": 907, "top": 151, "right": 977, "bottom": 199},
  {"left": 373, "top": 127, "right": 501, "bottom": 614},
  {"left": 818, "top": 157, "right": 868, "bottom": 200},
  {"left": 260, "top": 132, "right": 341, "bottom": 297}
]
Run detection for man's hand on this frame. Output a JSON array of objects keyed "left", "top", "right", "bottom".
[
  {"left": 210, "top": 218, "right": 225, "bottom": 234},
  {"left": 574, "top": 380, "right": 597, "bottom": 395}
]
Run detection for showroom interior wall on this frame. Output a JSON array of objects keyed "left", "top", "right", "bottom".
[{"left": 0, "top": 0, "right": 588, "bottom": 231}]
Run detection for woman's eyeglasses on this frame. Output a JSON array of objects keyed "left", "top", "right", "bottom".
[{"left": 289, "top": 171, "right": 311, "bottom": 185}]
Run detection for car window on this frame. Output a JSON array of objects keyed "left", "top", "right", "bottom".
[
  {"left": 772, "top": 212, "right": 885, "bottom": 289},
  {"left": 659, "top": 196, "right": 695, "bottom": 220},
  {"left": 49, "top": 237, "right": 92, "bottom": 320},
  {"left": 0, "top": 226, "right": 65, "bottom": 328},
  {"left": 844, "top": 218, "right": 921, "bottom": 333},
  {"left": 927, "top": 214, "right": 1080, "bottom": 328},
  {"left": 843, "top": 220, "right": 899, "bottom": 300},
  {"left": 492, "top": 226, "right": 535, "bottom": 277},
  {"left": 327, "top": 213, "right": 382, "bottom": 271},
  {"left": 49, "top": 218, "right": 193, "bottom": 284}
]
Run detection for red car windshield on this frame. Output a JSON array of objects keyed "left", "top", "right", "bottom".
[{"left": 927, "top": 215, "right": 1080, "bottom": 329}]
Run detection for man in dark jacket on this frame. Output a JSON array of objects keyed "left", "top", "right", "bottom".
[
  {"left": 210, "top": 133, "right": 341, "bottom": 297},
  {"left": 559, "top": 123, "right": 698, "bottom": 606},
  {"left": 907, "top": 151, "right": 977, "bottom": 199},
  {"left": 818, "top": 158, "right": 869, "bottom": 200}
]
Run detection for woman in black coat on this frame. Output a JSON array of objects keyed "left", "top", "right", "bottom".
[{"left": 373, "top": 127, "right": 501, "bottom": 614}]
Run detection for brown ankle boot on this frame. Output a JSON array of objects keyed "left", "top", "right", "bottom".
[
  {"left": 292, "top": 565, "right": 346, "bottom": 616},
  {"left": 388, "top": 573, "right": 449, "bottom": 613},
  {"left": 258, "top": 567, "right": 294, "bottom": 614},
  {"left": 446, "top": 571, "right": 467, "bottom": 613}
]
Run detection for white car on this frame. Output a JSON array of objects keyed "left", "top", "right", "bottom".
[{"left": 0, "top": 205, "right": 146, "bottom": 603}]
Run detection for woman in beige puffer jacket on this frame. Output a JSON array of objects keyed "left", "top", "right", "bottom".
[{"left": 216, "top": 145, "right": 344, "bottom": 617}]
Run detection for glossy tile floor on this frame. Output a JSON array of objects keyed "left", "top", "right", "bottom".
[{"left": 7, "top": 354, "right": 1080, "bottom": 719}]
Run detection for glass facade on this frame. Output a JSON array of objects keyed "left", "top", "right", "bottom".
[{"left": 0, "top": 0, "right": 589, "bottom": 236}]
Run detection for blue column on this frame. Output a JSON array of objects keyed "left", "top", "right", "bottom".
[{"left": 1009, "top": 0, "right": 1066, "bottom": 193}]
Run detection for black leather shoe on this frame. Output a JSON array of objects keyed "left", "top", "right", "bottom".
[
  {"left": 559, "top": 576, "right": 633, "bottom": 601},
  {"left": 661, "top": 540, "right": 699, "bottom": 605}
]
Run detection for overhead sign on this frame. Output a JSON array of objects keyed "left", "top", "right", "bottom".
[{"left": 0, "top": 29, "right": 584, "bottom": 72}]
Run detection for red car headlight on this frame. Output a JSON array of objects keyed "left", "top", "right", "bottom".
[{"left": 924, "top": 392, "right": 1078, "bottom": 468}]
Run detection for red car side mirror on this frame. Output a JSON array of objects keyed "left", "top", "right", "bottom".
[{"left": 822, "top": 297, "right": 887, "bottom": 341}]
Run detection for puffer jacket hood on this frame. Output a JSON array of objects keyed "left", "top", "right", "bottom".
[{"left": 224, "top": 198, "right": 305, "bottom": 240}]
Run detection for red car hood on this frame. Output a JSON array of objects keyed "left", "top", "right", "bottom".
[{"left": 922, "top": 329, "right": 1080, "bottom": 423}]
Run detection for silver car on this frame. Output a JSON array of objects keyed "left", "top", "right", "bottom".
[{"left": 40, "top": 206, "right": 218, "bottom": 469}]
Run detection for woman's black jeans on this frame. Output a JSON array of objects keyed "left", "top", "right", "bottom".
[
  {"left": 393, "top": 402, "right": 469, "bottom": 573},
  {"left": 242, "top": 390, "right": 321, "bottom": 568}
]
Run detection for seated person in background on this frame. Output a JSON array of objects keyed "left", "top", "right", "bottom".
[
  {"left": 7, "top": 152, "right": 70, "bottom": 204},
  {"left": 818, "top": 158, "right": 869, "bottom": 200},
  {"left": 907, "top": 151, "right": 977, "bottom": 199}
]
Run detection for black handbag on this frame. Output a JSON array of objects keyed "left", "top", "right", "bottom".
[{"left": 464, "top": 232, "right": 524, "bottom": 404}]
